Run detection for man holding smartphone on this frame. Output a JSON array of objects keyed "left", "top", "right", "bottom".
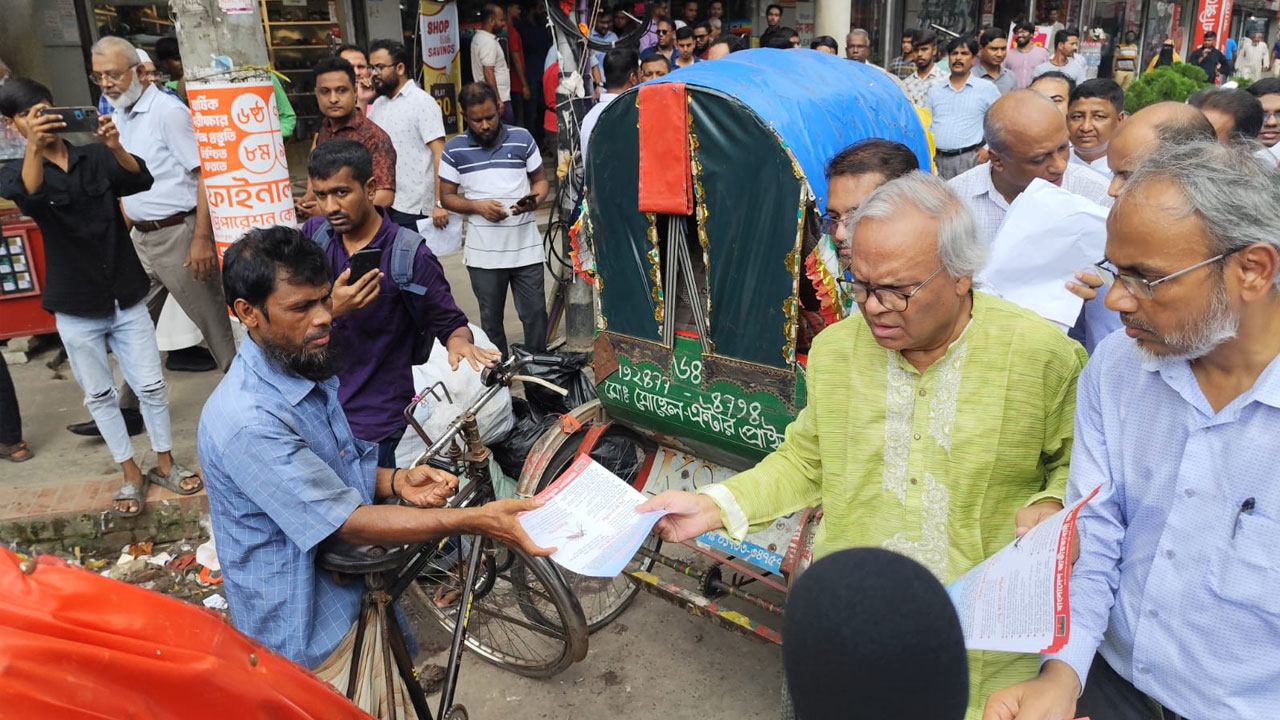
[
  {"left": 440, "top": 82, "right": 549, "bottom": 357},
  {"left": 0, "top": 77, "right": 201, "bottom": 516},
  {"left": 301, "top": 139, "right": 499, "bottom": 467}
]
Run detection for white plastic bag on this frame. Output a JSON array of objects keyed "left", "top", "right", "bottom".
[{"left": 394, "top": 324, "right": 514, "bottom": 468}]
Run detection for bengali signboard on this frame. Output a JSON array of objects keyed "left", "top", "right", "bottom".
[
  {"left": 420, "top": 0, "right": 462, "bottom": 135},
  {"left": 1193, "top": 0, "right": 1234, "bottom": 52},
  {"left": 187, "top": 81, "right": 295, "bottom": 257}
]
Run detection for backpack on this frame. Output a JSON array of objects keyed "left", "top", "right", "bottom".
[{"left": 309, "top": 222, "right": 434, "bottom": 365}]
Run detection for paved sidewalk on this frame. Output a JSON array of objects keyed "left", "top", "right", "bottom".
[{"left": 0, "top": 222, "right": 566, "bottom": 551}]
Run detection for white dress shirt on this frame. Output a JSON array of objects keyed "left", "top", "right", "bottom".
[
  {"left": 369, "top": 79, "right": 446, "bottom": 216},
  {"left": 579, "top": 91, "right": 619, "bottom": 164},
  {"left": 114, "top": 84, "right": 200, "bottom": 222},
  {"left": 948, "top": 161, "right": 1112, "bottom": 242},
  {"left": 1070, "top": 149, "right": 1113, "bottom": 178},
  {"left": 1254, "top": 143, "right": 1280, "bottom": 168}
]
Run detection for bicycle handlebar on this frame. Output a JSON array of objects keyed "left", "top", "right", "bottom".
[{"left": 408, "top": 355, "right": 569, "bottom": 469}]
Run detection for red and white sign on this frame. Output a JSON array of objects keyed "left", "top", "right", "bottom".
[
  {"left": 188, "top": 81, "right": 296, "bottom": 257},
  {"left": 420, "top": 2, "right": 460, "bottom": 72},
  {"left": 1193, "top": 0, "right": 1235, "bottom": 51}
]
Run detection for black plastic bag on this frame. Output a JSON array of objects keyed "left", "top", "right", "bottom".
[
  {"left": 490, "top": 398, "right": 558, "bottom": 480},
  {"left": 509, "top": 344, "right": 597, "bottom": 416}
]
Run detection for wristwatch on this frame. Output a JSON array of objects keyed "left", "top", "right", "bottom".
[{"left": 435, "top": 200, "right": 445, "bottom": 209}]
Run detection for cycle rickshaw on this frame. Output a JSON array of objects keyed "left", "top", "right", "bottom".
[{"left": 515, "top": 48, "right": 930, "bottom": 645}]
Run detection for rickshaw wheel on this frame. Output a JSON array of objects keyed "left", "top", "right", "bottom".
[
  {"left": 443, "top": 705, "right": 469, "bottom": 720},
  {"left": 528, "top": 425, "right": 660, "bottom": 633}
]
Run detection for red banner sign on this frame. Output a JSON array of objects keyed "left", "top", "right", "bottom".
[{"left": 1192, "top": 0, "right": 1235, "bottom": 51}]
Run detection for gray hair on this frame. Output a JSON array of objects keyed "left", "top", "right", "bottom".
[
  {"left": 1123, "top": 140, "right": 1280, "bottom": 288},
  {"left": 91, "top": 36, "right": 140, "bottom": 66},
  {"left": 709, "top": 17, "right": 721, "bottom": 29},
  {"left": 848, "top": 28, "right": 871, "bottom": 42},
  {"left": 849, "top": 171, "right": 989, "bottom": 278}
]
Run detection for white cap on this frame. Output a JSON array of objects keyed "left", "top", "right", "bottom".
[{"left": 136, "top": 48, "right": 153, "bottom": 65}]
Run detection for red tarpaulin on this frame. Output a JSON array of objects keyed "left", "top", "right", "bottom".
[
  {"left": 636, "top": 82, "right": 694, "bottom": 215},
  {"left": 0, "top": 547, "right": 373, "bottom": 720}
]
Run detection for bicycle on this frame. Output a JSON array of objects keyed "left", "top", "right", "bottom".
[{"left": 317, "top": 355, "right": 590, "bottom": 720}]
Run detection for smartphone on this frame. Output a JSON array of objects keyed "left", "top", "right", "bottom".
[
  {"left": 348, "top": 247, "right": 383, "bottom": 281},
  {"left": 41, "top": 106, "right": 100, "bottom": 134},
  {"left": 511, "top": 193, "right": 538, "bottom": 213}
]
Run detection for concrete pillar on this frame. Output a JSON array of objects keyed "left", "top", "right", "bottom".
[
  {"left": 169, "top": 0, "right": 273, "bottom": 75},
  {"left": 815, "top": 0, "right": 852, "bottom": 46}
]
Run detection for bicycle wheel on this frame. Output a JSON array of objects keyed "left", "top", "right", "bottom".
[
  {"left": 530, "top": 425, "right": 659, "bottom": 632},
  {"left": 401, "top": 537, "right": 588, "bottom": 678}
]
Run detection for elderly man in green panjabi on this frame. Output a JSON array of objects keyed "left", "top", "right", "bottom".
[{"left": 640, "top": 171, "right": 1088, "bottom": 719}]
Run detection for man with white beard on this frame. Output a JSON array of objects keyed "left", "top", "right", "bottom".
[
  {"left": 87, "top": 37, "right": 236, "bottom": 419},
  {"left": 983, "top": 140, "right": 1280, "bottom": 720}
]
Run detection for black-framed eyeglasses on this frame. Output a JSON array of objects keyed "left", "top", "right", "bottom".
[
  {"left": 837, "top": 266, "right": 945, "bottom": 312},
  {"left": 1094, "top": 247, "right": 1243, "bottom": 300},
  {"left": 370, "top": 63, "right": 394, "bottom": 73}
]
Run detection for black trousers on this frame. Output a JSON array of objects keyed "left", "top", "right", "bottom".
[
  {"left": 0, "top": 353, "right": 20, "bottom": 445},
  {"left": 387, "top": 207, "right": 427, "bottom": 233},
  {"left": 466, "top": 263, "right": 547, "bottom": 357},
  {"left": 1077, "top": 654, "right": 1190, "bottom": 720}
]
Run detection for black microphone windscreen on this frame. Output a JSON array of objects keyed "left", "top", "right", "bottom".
[{"left": 782, "top": 548, "right": 969, "bottom": 720}]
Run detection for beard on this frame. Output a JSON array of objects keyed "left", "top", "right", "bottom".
[
  {"left": 373, "top": 76, "right": 395, "bottom": 97},
  {"left": 260, "top": 327, "right": 342, "bottom": 382},
  {"left": 1128, "top": 279, "right": 1239, "bottom": 363},
  {"left": 1015, "top": 36, "right": 1030, "bottom": 48},
  {"left": 112, "top": 71, "right": 146, "bottom": 110}
]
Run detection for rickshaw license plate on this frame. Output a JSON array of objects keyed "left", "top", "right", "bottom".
[{"left": 640, "top": 446, "right": 800, "bottom": 575}]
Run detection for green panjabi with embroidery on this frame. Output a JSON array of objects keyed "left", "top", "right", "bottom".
[{"left": 702, "top": 291, "right": 1088, "bottom": 720}]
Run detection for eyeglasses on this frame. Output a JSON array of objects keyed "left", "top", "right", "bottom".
[
  {"left": 88, "top": 66, "right": 136, "bottom": 86},
  {"left": 1094, "top": 247, "right": 1242, "bottom": 300},
  {"left": 658, "top": 29, "right": 671, "bottom": 35},
  {"left": 818, "top": 210, "right": 847, "bottom": 236},
  {"left": 1263, "top": 110, "right": 1280, "bottom": 122},
  {"left": 837, "top": 266, "right": 945, "bottom": 312},
  {"left": 370, "top": 63, "right": 393, "bottom": 73},
  {"left": 694, "top": 33, "right": 708, "bottom": 39}
]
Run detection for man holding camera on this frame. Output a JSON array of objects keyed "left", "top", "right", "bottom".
[{"left": 0, "top": 77, "right": 199, "bottom": 516}]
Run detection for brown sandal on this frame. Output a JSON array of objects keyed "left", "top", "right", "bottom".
[{"left": 0, "top": 441, "right": 33, "bottom": 463}]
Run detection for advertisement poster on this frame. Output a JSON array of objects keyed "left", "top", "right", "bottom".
[
  {"left": 794, "top": 1, "right": 814, "bottom": 46},
  {"left": 420, "top": 0, "right": 462, "bottom": 135},
  {"left": 187, "top": 81, "right": 295, "bottom": 257},
  {"left": 1192, "top": 0, "right": 1234, "bottom": 52}
]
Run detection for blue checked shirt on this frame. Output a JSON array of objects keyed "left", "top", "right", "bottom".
[
  {"left": 1048, "top": 331, "right": 1280, "bottom": 718},
  {"left": 198, "top": 336, "right": 377, "bottom": 669}
]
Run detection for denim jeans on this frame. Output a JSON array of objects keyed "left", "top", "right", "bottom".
[{"left": 56, "top": 302, "right": 172, "bottom": 464}]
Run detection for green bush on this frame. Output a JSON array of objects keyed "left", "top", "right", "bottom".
[
  {"left": 1125, "top": 63, "right": 1207, "bottom": 113},
  {"left": 1230, "top": 76, "right": 1254, "bottom": 90}
]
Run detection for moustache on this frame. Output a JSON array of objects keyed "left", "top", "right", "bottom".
[
  {"left": 1120, "top": 313, "right": 1156, "bottom": 333},
  {"left": 304, "top": 326, "right": 332, "bottom": 345}
]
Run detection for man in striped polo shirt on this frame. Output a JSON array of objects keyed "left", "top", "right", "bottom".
[{"left": 440, "top": 82, "right": 549, "bottom": 356}]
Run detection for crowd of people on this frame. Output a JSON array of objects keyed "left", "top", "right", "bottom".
[{"left": 1, "top": 9, "right": 1278, "bottom": 720}]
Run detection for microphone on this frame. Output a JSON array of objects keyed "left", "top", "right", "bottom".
[{"left": 783, "top": 548, "right": 969, "bottom": 720}]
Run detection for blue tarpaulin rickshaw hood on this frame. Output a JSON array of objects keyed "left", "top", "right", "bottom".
[{"left": 650, "top": 48, "right": 930, "bottom": 210}]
